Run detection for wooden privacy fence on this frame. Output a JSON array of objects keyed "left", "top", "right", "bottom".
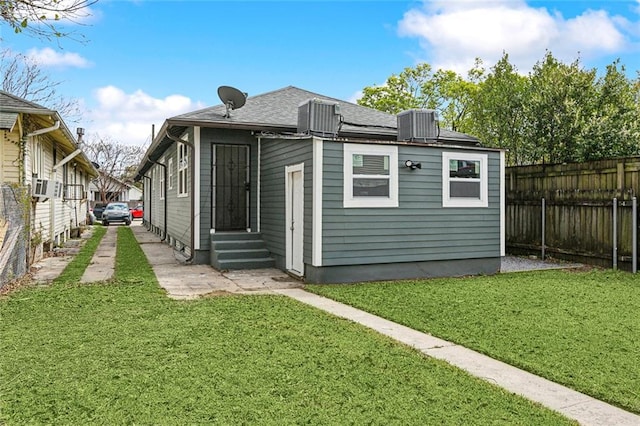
[{"left": 506, "top": 157, "right": 640, "bottom": 272}]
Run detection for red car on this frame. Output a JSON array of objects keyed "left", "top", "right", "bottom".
[{"left": 130, "top": 204, "right": 143, "bottom": 219}]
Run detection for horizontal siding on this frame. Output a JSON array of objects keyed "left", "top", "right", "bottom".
[
  {"left": 321, "top": 141, "right": 501, "bottom": 267},
  {"left": 1, "top": 130, "right": 20, "bottom": 183},
  {"left": 260, "top": 138, "right": 313, "bottom": 260}
]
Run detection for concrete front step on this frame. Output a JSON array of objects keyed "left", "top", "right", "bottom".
[
  {"left": 211, "top": 232, "right": 265, "bottom": 241},
  {"left": 210, "top": 232, "right": 275, "bottom": 270},
  {"left": 216, "top": 258, "right": 276, "bottom": 270},
  {"left": 216, "top": 248, "right": 271, "bottom": 260},
  {"left": 213, "top": 240, "right": 266, "bottom": 250}
]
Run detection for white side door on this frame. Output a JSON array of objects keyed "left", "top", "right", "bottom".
[{"left": 285, "top": 164, "right": 304, "bottom": 276}]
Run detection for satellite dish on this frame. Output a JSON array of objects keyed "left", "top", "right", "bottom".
[{"left": 218, "top": 86, "right": 247, "bottom": 118}]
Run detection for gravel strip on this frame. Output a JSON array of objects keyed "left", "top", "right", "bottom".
[{"left": 501, "top": 256, "right": 583, "bottom": 273}]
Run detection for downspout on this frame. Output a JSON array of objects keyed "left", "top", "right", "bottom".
[
  {"left": 142, "top": 175, "right": 152, "bottom": 230},
  {"left": 257, "top": 136, "right": 261, "bottom": 233},
  {"left": 165, "top": 129, "right": 195, "bottom": 262},
  {"left": 149, "top": 159, "right": 168, "bottom": 241}
]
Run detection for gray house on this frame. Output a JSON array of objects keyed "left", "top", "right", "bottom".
[{"left": 135, "top": 86, "right": 505, "bottom": 283}]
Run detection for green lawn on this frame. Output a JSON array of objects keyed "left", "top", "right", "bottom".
[
  {"left": 307, "top": 269, "right": 640, "bottom": 414},
  {"left": 0, "top": 228, "right": 572, "bottom": 424}
]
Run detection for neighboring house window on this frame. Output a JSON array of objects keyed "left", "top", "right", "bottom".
[
  {"left": 178, "top": 142, "right": 188, "bottom": 197},
  {"left": 442, "top": 152, "right": 488, "bottom": 208},
  {"left": 168, "top": 158, "right": 174, "bottom": 190},
  {"left": 343, "top": 143, "right": 398, "bottom": 208},
  {"left": 159, "top": 160, "right": 165, "bottom": 200}
]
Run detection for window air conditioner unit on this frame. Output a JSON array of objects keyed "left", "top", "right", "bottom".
[
  {"left": 32, "top": 178, "right": 64, "bottom": 201},
  {"left": 52, "top": 181, "right": 64, "bottom": 198},
  {"left": 397, "top": 109, "right": 439, "bottom": 142},
  {"left": 32, "top": 178, "right": 53, "bottom": 198},
  {"left": 297, "top": 99, "right": 341, "bottom": 137}
]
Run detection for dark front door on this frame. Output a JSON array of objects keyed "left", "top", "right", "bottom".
[{"left": 213, "top": 145, "right": 249, "bottom": 231}]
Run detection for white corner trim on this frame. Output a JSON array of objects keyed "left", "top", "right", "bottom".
[
  {"left": 312, "top": 137, "right": 323, "bottom": 267},
  {"left": 500, "top": 150, "right": 506, "bottom": 257},
  {"left": 194, "top": 126, "right": 201, "bottom": 250}
]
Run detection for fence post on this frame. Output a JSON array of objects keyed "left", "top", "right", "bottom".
[
  {"left": 541, "top": 198, "right": 546, "bottom": 260},
  {"left": 633, "top": 196, "right": 637, "bottom": 274},
  {"left": 613, "top": 198, "right": 617, "bottom": 270}
]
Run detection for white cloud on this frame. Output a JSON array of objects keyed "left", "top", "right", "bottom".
[
  {"left": 85, "top": 86, "right": 205, "bottom": 146},
  {"left": 26, "top": 47, "right": 91, "bottom": 68},
  {"left": 398, "top": 0, "right": 636, "bottom": 74}
]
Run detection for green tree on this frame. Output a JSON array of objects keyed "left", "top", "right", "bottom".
[
  {"left": 524, "top": 52, "right": 597, "bottom": 164},
  {"left": 580, "top": 60, "right": 640, "bottom": 160},
  {"left": 358, "top": 63, "right": 440, "bottom": 114},
  {"left": 358, "top": 62, "right": 479, "bottom": 132},
  {"left": 469, "top": 53, "right": 531, "bottom": 165}
]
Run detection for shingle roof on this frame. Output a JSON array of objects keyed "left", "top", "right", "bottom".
[
  {"left": 0, "top": 112, "right": 18, "bottom": 130},
  {"left": 170, "top": 86, "right": 477, "bottom": 143},
  {"left": 136, "top": 86, "right": 483, "bottom": 180},
  {"left": 0, "top": 90, "right": 98, "bottom": 178},
  {"left": 0, "top": 90, "right": 54, "bottom": 114}
]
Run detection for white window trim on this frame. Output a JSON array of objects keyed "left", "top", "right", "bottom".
[
  {"left": 159, "top": 157, "right": 165, "bottom": 200},
  {"left": 177, "top": 142, "right": 188, "bottom": 198},
  {"left": 343, "top": 143, "right": 398, "bottom": 208},
  {"left": 168, "top": 158, "right": 174, "bottom": 190},
  {"left": 442, "top": 151, "right": 488, "bottom": 208}
]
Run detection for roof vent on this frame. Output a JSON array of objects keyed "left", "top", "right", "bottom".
[
  {"left": 397, "top": 109, "right": 438, "bottom": 142},
  {"left": 297, "top": 99, "right": 341, "bottom": 137}
]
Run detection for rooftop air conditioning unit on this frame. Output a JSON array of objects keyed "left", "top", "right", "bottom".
[
  {"left": 297, "top": 99, "right": 341, "bottom": 137},
  {"left": 397, "top": 109, "right": 438, "bottom": 142}
]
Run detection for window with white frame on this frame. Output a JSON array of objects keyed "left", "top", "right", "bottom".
[
  {"left": 343, "top": 143, "right": 398, "bottom": 208},
  {"left": 177, "top": 142, "right": 188, "bottom": 197},
  {"left": 159, "top": 158, "right": 165, "bottom": 199},
  {"left": 168, "top": 158, "right": 174, "bottom": 190},
  {"left": 442, "top": 152, "right": 488, "bottom": 208}
]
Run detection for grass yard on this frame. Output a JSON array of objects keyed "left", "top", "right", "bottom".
[
  {"left": 307, "top": 269, "right": 640, "bottom": 414},
  {"left": 0, "top": 228, "right": 573, "bottom": 424}
]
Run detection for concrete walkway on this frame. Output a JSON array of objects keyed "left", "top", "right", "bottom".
[
  {"left": 81, "top": 225, "right": 117, "bottom": 282},
  {"left": 27, "top": 223, "right": 640, "bottom": 425},
  {"left": 131, "top": 224, "right": 302, "bottom": 299}
]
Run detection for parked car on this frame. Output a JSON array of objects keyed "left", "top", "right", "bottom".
[
  {"left": 91, "top": 202, "right": 108, "bottom": 220},
  {"left": 130, "top": 204, "right": 143, "bottom": 219},
  {"left": 102, "top": 202, "right": 132, "bottom": 226}
]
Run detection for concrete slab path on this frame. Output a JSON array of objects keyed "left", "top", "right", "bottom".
[
  {"left": 80, "top": 225, "right": 117, "bottom": 283},
  {"left": 131, "top": 224, "right": 302, "bottom": 299}
]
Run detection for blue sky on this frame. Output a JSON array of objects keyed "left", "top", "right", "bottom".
[{"left": 3, "top": 0, "right": 640, "bottom": 146}]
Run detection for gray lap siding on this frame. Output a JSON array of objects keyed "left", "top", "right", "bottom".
[
  {"left": 321, "top": 141, "right": 501, "bottom": 266},
  {"left": 259, "top": 138, "right": 313, "bottom": 268}
]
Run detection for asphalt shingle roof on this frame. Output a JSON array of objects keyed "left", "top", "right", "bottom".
[
  {"left": 0, "top": 90, "right": 53, "bottom": 113},
  {"left": 171, "top": 86, "right": 478, "bottom": 143}
]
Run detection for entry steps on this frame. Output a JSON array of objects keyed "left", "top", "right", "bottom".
[{"left": 210, "top": 232, "right": 275, "bottom": 270}]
